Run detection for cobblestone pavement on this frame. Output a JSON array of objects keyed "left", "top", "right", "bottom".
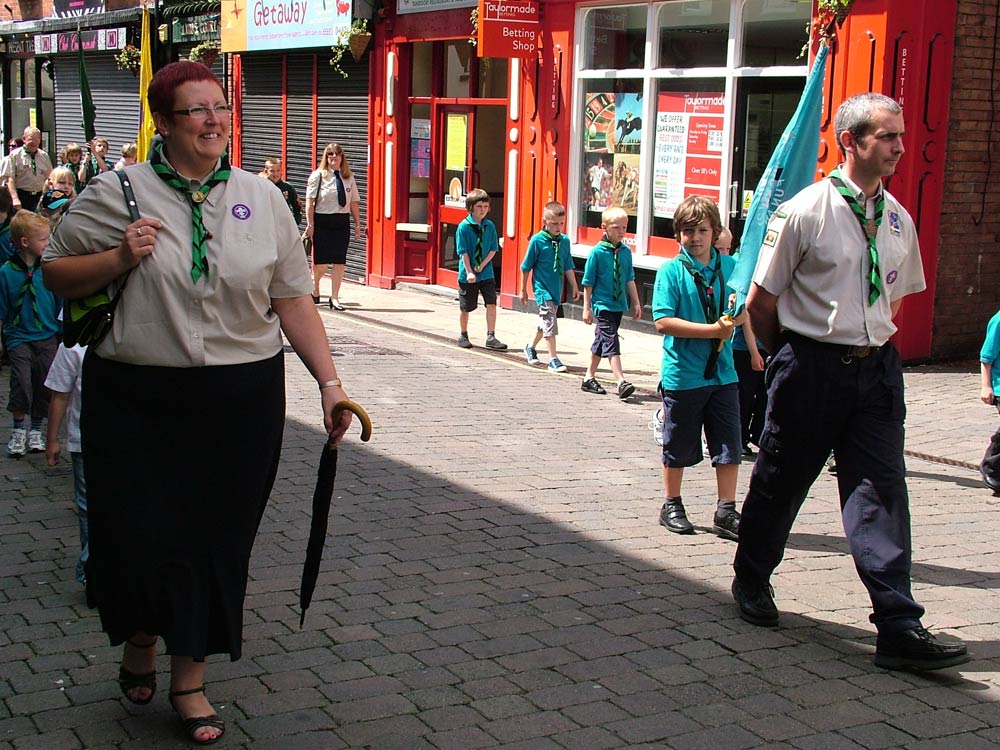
[{"left": 2, "top": 287, "right": 999, "bottom": 749}]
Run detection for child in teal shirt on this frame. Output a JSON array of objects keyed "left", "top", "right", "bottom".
[
  {"left": 456, "top": 188, "right": 506, "bottom": 351},
  {"left": 519, "top": 201, "right": 580, "bottom": 372},
  {"left": 651, "top": 195, "right": 746, "bottom": 540},
  {"left": 580, "top": 206, "right": 642, "bottom": 399},
  {"left": 979, "top": 309, "right": 1000, "bottom": 492}
]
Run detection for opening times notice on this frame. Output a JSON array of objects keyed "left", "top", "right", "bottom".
[{"left": 653, "top": 91, "right": 725, "bottom": 219}]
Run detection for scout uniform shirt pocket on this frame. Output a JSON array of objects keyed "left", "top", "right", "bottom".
[{"left": 218, "top": 201, "right": 279, "bottom": 290}]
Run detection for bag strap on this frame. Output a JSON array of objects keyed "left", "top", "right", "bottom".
[{"left": 112, "top": 169, "right": 140, "bottom": 300}]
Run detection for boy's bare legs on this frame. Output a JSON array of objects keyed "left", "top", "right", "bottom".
[
  {"left": 664, "top": 466, "right": 684, "bottom": 497},
  {"left": 485, "top": 304, "right": 497, "bottom": 333},
  {"left": 460, "top": 310, "right": 470, "bottom": 333},
  {"left": 716, "top": 463, "right": 738, "bottom": 503},
  {"left": 543, "top": 335, "right": 558, "bottom": 359},
  {"left": 608, "top": 354, "right": 625, "bottom": 382},
  {"left": 585, "top": 353, "right": 602, "bottom": 379}
]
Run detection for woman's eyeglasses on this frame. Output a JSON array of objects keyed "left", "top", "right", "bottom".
[{"left": 173, "top": 104, "right": 233, "bottom": 119}]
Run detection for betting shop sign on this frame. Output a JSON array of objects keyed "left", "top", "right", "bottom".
[{"left": 477, "top": 0, "right": 539, "bottom": 58}]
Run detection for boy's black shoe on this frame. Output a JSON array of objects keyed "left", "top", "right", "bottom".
[
  {"left": 581, "top": 378, "right": 606, "bottom": 395},
  {"left": 617, "top": 381, "right": 635, "bottom": 400},
  {"left": 484, "top": 334, "right": 507, "bottom": 350},
  {"left": 713, "top": 508, "right": 740, "bottom": 541},
  {"left": 732, "top": 577, "right": 779, "bottom": 626},
  {"left": 457, "top": 333, "right": 472, "bottom": 349},
  {"left": 659, "top": 500, "right": 693, "bottom": 534},
  {"left": 980, "top": 465, "right": 1000, "bottom": 493},
  {"left": 873, "top": 626, "right": 970, "bottom": 671}
]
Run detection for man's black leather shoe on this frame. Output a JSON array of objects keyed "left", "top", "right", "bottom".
[
  {"left": 980, "top": 466, "right": 1000, "bottom": 494},
  {"left": 659, "top": 500, "right": 693, "bottom": 534},
  {"left": 732, "top": 577, "right": 779, "bottom": 626},
  {"left": 874, "top": 626, "right": 971, "bottom": 671}
]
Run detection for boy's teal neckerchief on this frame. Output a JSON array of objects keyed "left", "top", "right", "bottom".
[
  {"left": 597, "top": 238, "right": 624, "bottom": 303},
  {"left": 6, "top": 255, "right": 43, "bottom": 330},
  {"left": 542, "top": 229, "right": 563, "bottom": 274}
]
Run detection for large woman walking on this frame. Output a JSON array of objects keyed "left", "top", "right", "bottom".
[
  {"left": 304, "top": 143, "right": 361, "bottom": 310},
  {"left": 43, "top": 62, "right": 352, "bottom": 745}
]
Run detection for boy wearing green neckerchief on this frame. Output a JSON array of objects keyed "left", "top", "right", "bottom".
[
  {"left": 0, "top": 211, "right": 60, "bottom": 457},
  {"left": 580, "top": 205, "right": 642, "bottom": 399}
]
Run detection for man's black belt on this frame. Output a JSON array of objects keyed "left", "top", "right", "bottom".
[{"left": 783, "top": 330, "right": 882, "bottom": 359}]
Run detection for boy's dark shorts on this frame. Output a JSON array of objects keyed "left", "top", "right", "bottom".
[
  {"left": 7, "top": 337, "right": 59, "bottom": 418},
  {"left": 459, "top": 278, "right": 498, "bottom": 312},
  {"left": 590, "top": 309, "right": 623, "bottom": 358},
  {"left": 660, "top": 382, "right": 741, "bottom": 467}
]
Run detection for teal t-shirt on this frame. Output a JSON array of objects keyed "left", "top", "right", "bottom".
[
  {"left": 981, "top": 309, "right": 1000, "bottom": 394},
  {"left": 456, "top": 216, "right": 498, "bottom": 283},
  {"left": 652, "top": 248, "right": 738, "bottom": 391},
  {"left": 520, "top": 229, "right": 573, "bottom": 304},
  {"left": 0, "top": 255, "right": 61, "bottom": 350},
  {"left": 581, "top": 239, "right": 634, "bottom": 313}
]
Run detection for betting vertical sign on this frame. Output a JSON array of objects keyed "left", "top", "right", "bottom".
[{"left": 477, "top": 0, "right": 539, "bottom": 58}]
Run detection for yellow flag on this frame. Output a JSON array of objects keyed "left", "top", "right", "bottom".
[{"left": 136, "top": 6, "right": 155, "bottom": 160}]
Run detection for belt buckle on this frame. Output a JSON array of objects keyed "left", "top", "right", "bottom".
[{"left": 846, "top": 345, "right": 872, "bottom": 359}]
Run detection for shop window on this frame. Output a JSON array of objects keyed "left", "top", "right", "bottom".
[
  {"left": 408, "top": 103, "right": 431, "bottom": 230},
  {"left": 579, "top": 79, "right": 643, "bottom": 234},
  {"left": 411, "top": 42, "right": 433, "bottom": 98},
  {"left": 741, "top": 0, "right": 811, "bottom": 67},
  {"left": 477, "top": 58, "right": 508, "bottom": 99},
  {"left": 649, "top": 78, "right": 726, "bottom": 243},
  {"left": 444, "top": 40, "right": 475, "bottom": 97},
  {"left": 583, "top": 5, "right": 648, "bottom": 70},
  {"left": 657, "top": 0, "right": 729, "bottom": 68}
]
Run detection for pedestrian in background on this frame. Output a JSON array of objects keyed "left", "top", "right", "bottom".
[
  {"left": 0, "top": 211, "right": 60, "bottom": 457},
  {"left": 580, "top": 205, "right": 641, "bottom": 399},
  {"left": 44, "top": 341, "right": 89, "bottom": 586},
  {"left": 519, "top": 200, "right": 579, "bottom": 372},
  {"left": 979, "top": 308, "right": 1000, "bottom": 493},
  {"left": 262, "top": 157, "right": 302, "bottom": 226},
  {"left": 651, "top": 196, "right": 743, "bottom": 540},
  {"left": 4, "top": 127, "right": 53, "bottom": 212},
  {"left": 115, "top": 143, "right": 138, "bottom": 171},
  {"left": 59, "top": 143, "right": 87, "bottom": 194},
  {"left": 77, "top": 137, "right": 111, "bottom": 190},
  {"left": 731, "top": 92, "right": 969, "bottom": 671},
  {"left": 37, "top": 166, "right": 76, "bottom": 233},
  {"left": 304, "top": 142, "right": 360, "bottom": 310},
  {"left": 455, "top": 188, "right": 506, "bottom": 350},
  {"left": 42, "top": 61, "right": 353, "bottom": 745}
]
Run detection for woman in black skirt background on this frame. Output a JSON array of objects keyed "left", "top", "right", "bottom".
[
  {"left": 304, "top": 142, "right": 361, "bottom": 310},
  {"left": 43, "top": 62, "right": 352, "bottom": 745}
]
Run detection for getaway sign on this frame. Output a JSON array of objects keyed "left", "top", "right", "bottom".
[{"left": 222, "top": 0, "right": 350, "bottom": 52}]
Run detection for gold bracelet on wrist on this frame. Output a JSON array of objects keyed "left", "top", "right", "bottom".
[{"left": 319, "top": 379, "right": 342, "bottom": 390}]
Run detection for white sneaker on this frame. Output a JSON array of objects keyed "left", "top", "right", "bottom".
[
  {"left": 27, "top": 430, "right": 45, "bottom": 453},
  {"left": 7, "top": 428, "right": 26, "bottom": 456}
]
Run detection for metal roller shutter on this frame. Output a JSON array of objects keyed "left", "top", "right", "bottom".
[
  {"left": 316, "top": 51, "right": 370, "bottom": 284},
  {"left": 239, "top": 53, "right": 283, "bottom": 181},
  {"left": 284, "top": 53, "right": 315, "bottom": 231},
  {"left": 53, "top": 53, "right": 141, "bottom": 163}
]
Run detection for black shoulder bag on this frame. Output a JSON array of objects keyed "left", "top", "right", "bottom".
[{"left": 63, "top": 170, "right": 140, "bottom": 348}]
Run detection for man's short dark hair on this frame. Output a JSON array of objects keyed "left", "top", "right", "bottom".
[{"left": 834, "top": 93, "right": 902, "bottom": 156}]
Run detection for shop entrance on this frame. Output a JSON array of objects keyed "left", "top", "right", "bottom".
[
  {"left": 729, "top": 77, "right": 803, "bottom": 245},
  {"left": 435, "top": 103, "right": 506, "bottom": 286}
]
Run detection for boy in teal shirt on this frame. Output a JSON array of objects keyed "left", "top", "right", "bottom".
[
  {"left": 651, "top": 196, "right": 746, "bottom": 540},
  {"left": 581, "top": 206, "right": 642, "bottom": 398},
  {"left": 457, "top": 188, "right": 506, "bottom": 351},
  {"left": 519, "top": 201, "right": 580, "bottom": 372},
  {"left": 979, "top": 308, "right": 1000, "bottom": 492}
]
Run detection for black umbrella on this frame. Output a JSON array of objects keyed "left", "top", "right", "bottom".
[{"left": 300, "top": 399, "right": 373, "bottom": 627}]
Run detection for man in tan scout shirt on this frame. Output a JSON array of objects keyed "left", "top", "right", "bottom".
[{"left": 3, "top": 127, "right": 53, "bottom": 213}]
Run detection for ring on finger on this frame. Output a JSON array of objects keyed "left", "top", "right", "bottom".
[{"left": 136, "top": 227, "right": 143, "bottom": 237}]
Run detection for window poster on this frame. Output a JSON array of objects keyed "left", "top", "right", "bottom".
[
  {"left": 653, "top": 91, "right": 725, "bottom": 219},
  {"left": 582, "top": 91, "right": 644, "bottom": 216}
]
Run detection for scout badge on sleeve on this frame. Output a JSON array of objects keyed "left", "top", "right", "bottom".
[{"left": 300, "top": 400, "right": 374, "bottom": 627}]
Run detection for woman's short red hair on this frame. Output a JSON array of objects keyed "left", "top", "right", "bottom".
[{"left": 147, "top": 61, "right": 224, "bottom": 121}]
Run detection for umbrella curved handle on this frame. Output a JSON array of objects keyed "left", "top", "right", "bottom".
[{"left": 332, "top": 399, "right": 373, "bottom": 443}]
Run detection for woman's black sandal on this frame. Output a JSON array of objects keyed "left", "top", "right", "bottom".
[
  {"left": 118, "top": 638, "right": 157, "bottom": 705},
  {"left": 169, "top": 686, "right": 226, "bottom": 745}
]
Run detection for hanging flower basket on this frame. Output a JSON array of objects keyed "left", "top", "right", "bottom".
[
  {"left": 348, "top": 31, "right": 371, "bottom": 63},
  {"left": 189, "top": 40, "right": 220, "bottom": 67},
  {"left": 115, "top": 44, "right": 141, "bottom": 76}
]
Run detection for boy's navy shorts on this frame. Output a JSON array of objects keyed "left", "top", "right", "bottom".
[
  {"left": 660, "top": 382, "right": 741, "bottom": 467},
  {"left": 459, "top": 279, "right": 498, "bottom": 312},
  {"left": 590, "top": 309, "right": 623, "bottom": 358}
]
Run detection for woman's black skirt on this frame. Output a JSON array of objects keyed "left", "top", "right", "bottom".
[
  {"left": 312, "top": 212, "right": 350, "bottom": 265},
  {"left": 81, "top": 351, "right": 285, "bottom": 661}
]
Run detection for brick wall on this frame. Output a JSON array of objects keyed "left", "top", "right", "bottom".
[{"left": 938, "top": 0, "right": 1000, "bottom": 359}]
